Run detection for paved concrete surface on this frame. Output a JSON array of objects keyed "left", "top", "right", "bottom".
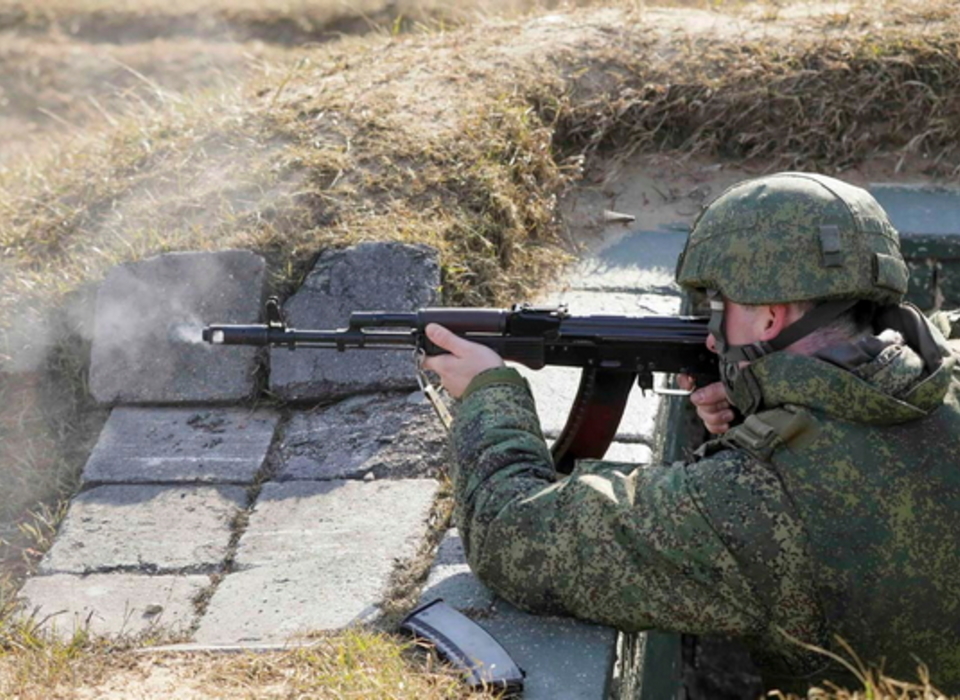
[
  {"left": 274, "top": 392, "right": 445, "bottom": 481},
  {"left": 82, "top": 407, "right": 280, "bottom": 485},
  {"left": 18, "top": 573, "right": 208, "bottom": 640}
]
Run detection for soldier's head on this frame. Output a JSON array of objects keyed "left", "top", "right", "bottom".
[{"left": 675, "top": 171, "right": 908, "bottom": 413}]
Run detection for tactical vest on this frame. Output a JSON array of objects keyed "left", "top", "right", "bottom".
[{"left": 707, "top": 379, "right": 960, "bottom": 693}]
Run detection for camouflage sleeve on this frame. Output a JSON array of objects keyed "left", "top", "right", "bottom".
[{"left": 448, "top": 367, "right": 780, "bottom": 636}]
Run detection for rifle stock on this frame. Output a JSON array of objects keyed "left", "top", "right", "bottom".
[{"left": 203, "top": 298, "right": 717, "bottom": 473}]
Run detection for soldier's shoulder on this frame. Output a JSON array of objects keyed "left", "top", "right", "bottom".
[{"left": 684, "top": 442, "right": 792, "bottom": 511}]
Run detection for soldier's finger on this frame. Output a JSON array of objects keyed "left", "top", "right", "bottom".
[
  {"left": 691, "top": 381, "right": 727, "bottom": 407},
  {"left": 425, "top": 323, "right": 473, "bottom": 357}
]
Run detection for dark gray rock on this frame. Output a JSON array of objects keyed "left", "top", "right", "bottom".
[
  {"left": 17, "top": 573, "right": 207, "bottom": 640},
  {"left": 82, "top": 407, "right": 280, "bottom": 485},
  {"left": 39, "top": 485, "right": 247, "bottom": 574},
  {"left": 269, "top": 243, "right": 440, "bottom": 401},
  {"left": 89, "top": 250, "right": 265, "bottom": 404},
  {"left": 275, "top": 392, "right": 446, "bottom": 481}
]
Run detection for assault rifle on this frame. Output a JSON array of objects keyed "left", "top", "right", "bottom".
[{"left": 203, "top": 298, "right": 716, "bottom": 473}]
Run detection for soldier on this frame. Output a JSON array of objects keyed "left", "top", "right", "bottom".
[{"left": 422, "top": 172, "right": 960, "bottom": 693}]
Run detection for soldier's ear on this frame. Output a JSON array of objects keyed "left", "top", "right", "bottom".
[{"left": 759, "top": 304, "right": 793, "bottom": 341}]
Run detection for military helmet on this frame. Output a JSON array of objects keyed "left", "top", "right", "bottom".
[{"left": 675, "top": 172, "right": 908, "bottom": 305}]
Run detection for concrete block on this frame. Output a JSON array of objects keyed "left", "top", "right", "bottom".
[
  {"left": 276, "top": 392, "right": 446, "bottom": 481},
  {"left": 566, "top": 230, "right": 688, "bottom": 294},
  {"left": 869, "top": 184, "right": 960, "bottom": 236},
  {"left": 545, "top": 439, "right": 653, "bottom": 467},
  {"left": 482, "top": 599, "right": 618, "bottom": 700},
  {"left": 270, "top": 243, "right": 440, "bottom": 401},
  {"left": 419, "top": 529, "right": 496, "bottom": 611},
  {"left": 530, "top": 290, "right": 683, "bottom": 318},
  {"left": 234, "top": 479, "right": 438, "bottom": 567},
  {"left": 17, "top": 573, "right": 207, "bottom": 640},
  {"left": 602, "top": 441, "right": 653, "bottom": 464},
  {"left": 89, "top": 250, "right": 265, "bottom": 404},
  {"left": 82, "top": 407, "right": 280, "bottom": 485},
  {"left": 40, "top": 485, "right": 247, "bottom": 575},
  {"left": 194, "top": 478, "right": 438, "bottom": 643},
  {"left": 191, "top": 559, "right": 379, "bottom": 644}
]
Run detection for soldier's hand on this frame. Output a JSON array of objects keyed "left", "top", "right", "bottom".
[
  {"left": 677, "top": 375, "right": 734, "bottom": 435},
  {"left": 421, "top": 323, "right": 504, "bottom": 399}
]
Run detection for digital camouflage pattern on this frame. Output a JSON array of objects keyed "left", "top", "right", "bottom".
[
  {"left": 448, "top": 313, "right": 960, "bottom": 692},
  {"left": 675, "top": 173, "right": 909, "bottom": 305}
]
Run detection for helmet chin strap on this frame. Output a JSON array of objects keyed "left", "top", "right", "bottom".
[{"left": 707, "top": 291, "right": 859, "bottom": 414}]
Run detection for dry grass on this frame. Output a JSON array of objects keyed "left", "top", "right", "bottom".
[
  {"left": 769, "top": 636, "right": 956, "bottom": 699},
  {"left": 0, "top": 616, "right": 504, "bottom": 699}
]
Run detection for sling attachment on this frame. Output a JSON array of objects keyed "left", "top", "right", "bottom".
[
  {"left": 721, "top": 406, "right": 817, "bottom": 462},
  {"left": 415, "top": 349, "right": 453, "bottom": 431}
]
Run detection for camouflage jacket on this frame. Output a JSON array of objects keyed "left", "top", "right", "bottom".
[{"left": 448, "top": 307, "right": 960, "bottom": 691}]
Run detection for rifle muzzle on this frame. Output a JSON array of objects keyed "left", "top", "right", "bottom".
[{"left": 202, "top": 325, "right": 271, "bottom": 346}]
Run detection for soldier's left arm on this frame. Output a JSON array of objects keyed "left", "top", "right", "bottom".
[{"left": 448, "top": 368, "right": 806, "bottom": 637}]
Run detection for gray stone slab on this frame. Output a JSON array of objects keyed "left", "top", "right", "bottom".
[
  {"left": 482, "top": 600, "right": 618, "bottom": 700},
  {"left": 40, "top": 485, "right": 247, "bottom": 575},
  {"left": 514, "top": 364, "right": 661, "bottom": 441},
  {"left": 270, "top": 243, "right": 440, "bottom": 401},
  {"left": 537, "top": 290, "right": 683, "bottom": 317},
  {"left": 566, "top": 230, "right": 689, "bottom": 293},
  {"left": 419, "top": 529, "right": 496, "bottom": 612},
  {"left": 17, "top": 573, "right": 207, "bottom": 640},
  {"left": 275, "top": 392, "right": 445, "bottom": 481},
  {"left": 545, "top": 439, "right": 653, "bottom": 466},
  {"left": 82, "top": 407, "right": 280, "bottom": 485},
  {"left": 194, "top": 478, "right": 438, "bottom": 643},
  {"left": 869, "top": 184, "right": 960, "bottom": 236},
  {"left": 90, "top": 250, "right": 265, "bottom": 404},
  {"left": 601, "top": 441, "right": 653, "bottom": 464},
  {"left": 191, "top": 559, "right": 380, "bottom": 644}
]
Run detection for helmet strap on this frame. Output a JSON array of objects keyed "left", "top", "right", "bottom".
[{"left": 707, "top": 292, "right": 859, "bottom": 414}]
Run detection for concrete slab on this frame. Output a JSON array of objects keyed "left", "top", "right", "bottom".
[
  {"left": 869, "top": 184, "right": 960, "bottom": 236},
  {"left": 191, "top": 559, "right": 380, "bottom": 644},
  {"left": 601, "top": 441, "right": 653, "bottom": 464},
  {"left": 270, "top": 243, "right": 440, "bottom": 401},
  {"left": 17, "top": 573, "right": 207, "bottom": 640},
  {"left": 275, "top": 392, "right": 446, "bottom": 481},
  {"left": 482, "top": 599, "right": 618, "bottom": 700},
  {"left": 89, "top": 250, "right": 265, "bottom": 404},
  {"left": 419, "top": 529, "right": 496, "bottom": 612},
  {"left": 565, "top": 230, "right": 689, "bottom": 294},
  {"left": 536, "top": 290, "right": 683, "bottom": 317},
  {"left": 194, "top": 478, "right": 438, "bottom": 643},
  {"left": 82, "top": 407, "right": 280, "bottom": 485},
  {"left": 40, "top": 485, "right": 247, "bottom": 575}
]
